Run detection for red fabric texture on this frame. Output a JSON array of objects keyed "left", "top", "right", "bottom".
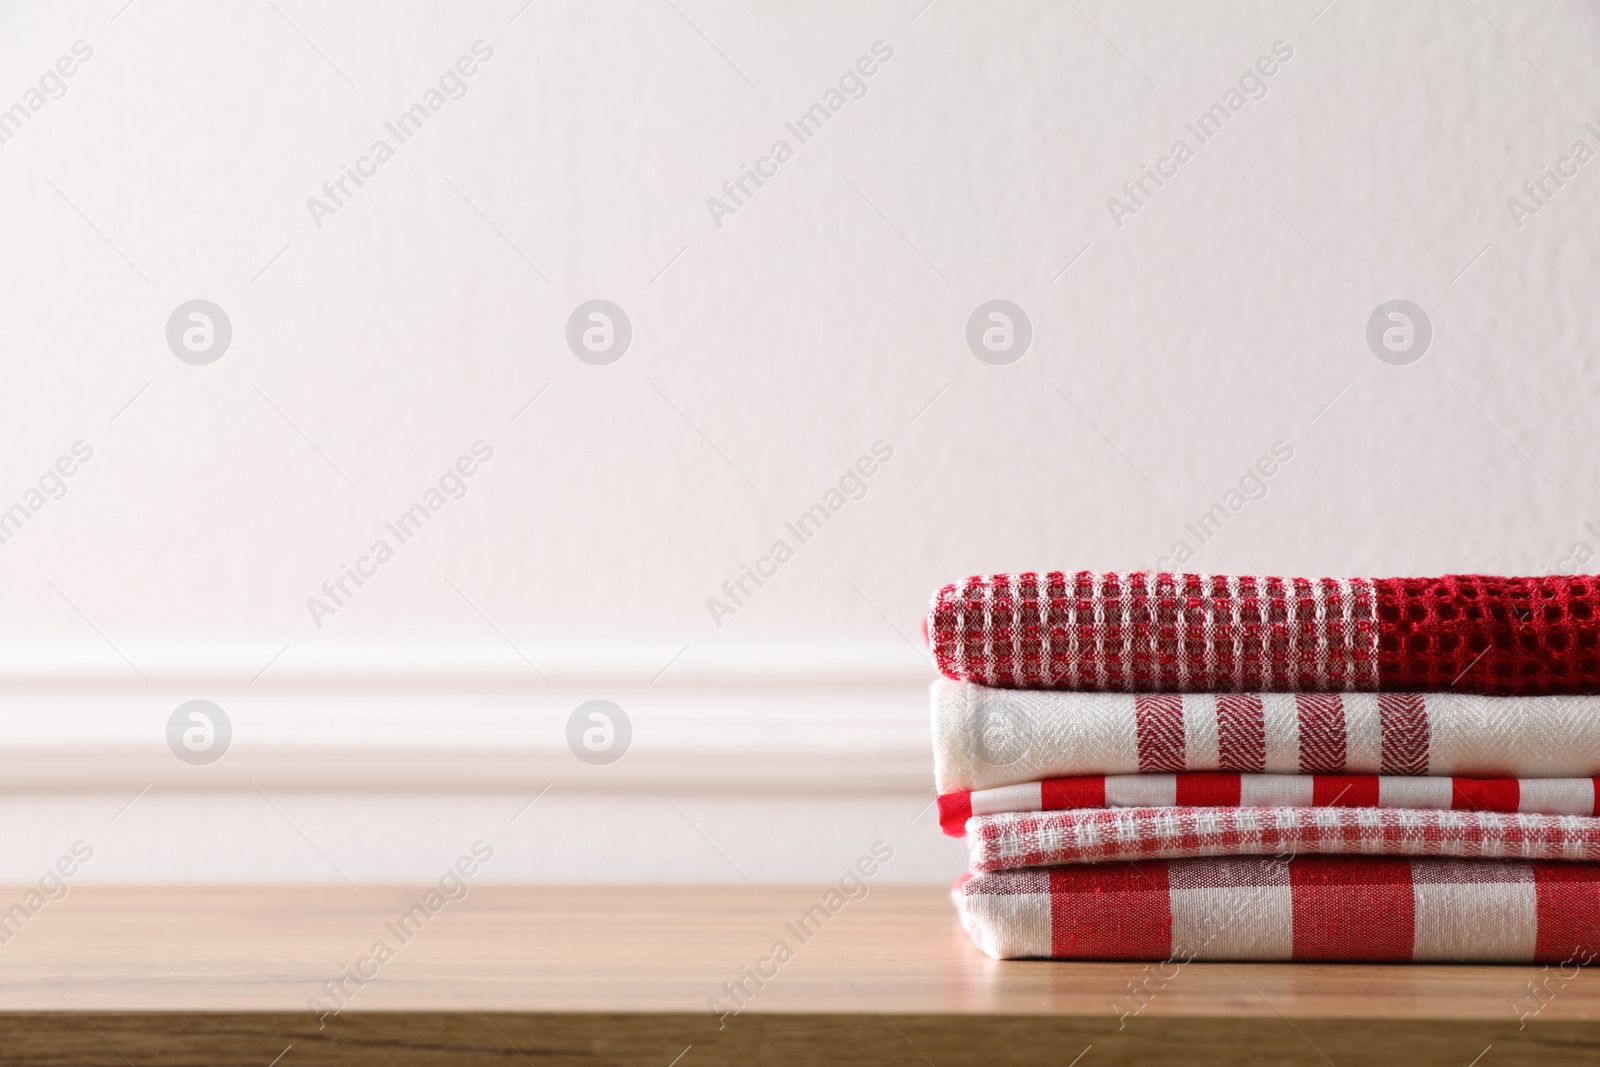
[
  {"left": 935, "top": 791, "right": 972, "bottom": 834},
  {"left": 1312, "top": 774, "right": 1379, "bottom": 807},
  {"left": 1378, "top": 693, "right": 1430, "bottom": 773},
  {"left": 1534, "top": 861, "right": 1600, "bottom": 961},
  {"left": 1374, "top": 575, "right": 1600, "bottom": 696},
  {"left": 1048, "top": 864, "right": 1170, "bottom": 958},
  {"left": 1174, "top": 772, "right": 1241, "bottom": 807},
  {"left": 938, "top": 773, "right": 1600, "bottom": 835},
  {"left": 1297, "top": 694, "right": 1347, "bottom": 772},
  {"left": 959, "top": 857, "right": 1600, "bottom": 961},
  {"left": 1216, "top": 694, "right": 1266, "bottom": 771},
  {"left": 1289, "top": 857, "right": 1415, "bottom": 961},
  {"left": 927, "top": 572, "right": 1600, "bottom": 696},
  {"left": 1453, "top": 777, "right": 1520, "bottom": 813},
  {"left": 1134, "top": 695, "right": 1185, "bottom": 771},
  {"left": 967, "top": 806, "right": 1600, "bottom": 870},
  {"left": 1040, "top": 776, "right": 1105, "bottom": 810},
  {"left": 927, "top": 571, "right": 1378, "bottom": 691}
]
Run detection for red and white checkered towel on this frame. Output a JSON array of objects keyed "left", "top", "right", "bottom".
[
  {"left": 928, "top": 572, "right": 1600, "bottom": 696},
  {"left": 967, "top": 806, "right": 1600, "bottom": 871},
  {"left": 939, "top": 773, "right": 1600, "bottom": 835},
  {"left": 956, "top": 855, "right": 1600, "bottom": 961},
  {"left": 932, "top": 680, "right": 1600, "bottom": 791}
]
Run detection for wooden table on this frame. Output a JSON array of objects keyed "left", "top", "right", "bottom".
[{"left": 0, "top": 885, "right": 1595, "bottom": 1064}]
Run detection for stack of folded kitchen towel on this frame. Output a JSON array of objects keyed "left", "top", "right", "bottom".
[{"left": 927, "top": 572, "right": 1600, "bottom": 962}]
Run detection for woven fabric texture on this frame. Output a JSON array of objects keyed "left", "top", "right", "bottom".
[
  {"left": 938, "top": 773, "right": 1599, "bottom": 836},
  {"left": 957, "top": 856, "right": 1600, "bottom": 961},
  {"left": 1376, "top": 575, "right": 1600, "bottom": 695},
  {"left": 931, "top": 680, "right": 1600, "bottom": 792},
  {"left": 927, "top": 572, "right": 1600, "bottom": 696},
  {"left": 967, "top": 806, "right": 1600, "bottom": 871}
]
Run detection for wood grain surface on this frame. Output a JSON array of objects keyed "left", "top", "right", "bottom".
[{"left": 0, "top": 884, "right": 1596, "bottom": 1064}]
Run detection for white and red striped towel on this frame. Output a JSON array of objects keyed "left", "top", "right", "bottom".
[
  {"left": 957, "top": 856, "right": 1600, "bottom": 961},
  {"left": 939, "top": 772, "right": 1600, "bottom": 835},
  {"left": 967, "top": 806, "right": 1600, "bottom": 871},
  {"left": 933, "top": 679, "right": 1600, "bottom": 792}
]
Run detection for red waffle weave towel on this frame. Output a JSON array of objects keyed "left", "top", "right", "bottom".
[
  {"left": 927, "top": 572, "right": 1600, "bottom": 696},
  {"left": 967, "top": 806, "right": 1600, "bottom": 871},
  {"left": 938, "top": 773, "right": 1600, "bottom": 835},
  {"left": 931, "top": 680, "right": 1600, "bottom": 791},
  {"left": 957, "top": 856, "right": 1600, "bottom": 961}
]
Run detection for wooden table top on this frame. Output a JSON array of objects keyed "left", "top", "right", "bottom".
[{"left": 1, "top": 884, "right": 1594, "bottom": 1065}]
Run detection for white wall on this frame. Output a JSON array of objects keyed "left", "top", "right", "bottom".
[{"left": 1, "top": 0, "right": 1598, "bottom": 882}]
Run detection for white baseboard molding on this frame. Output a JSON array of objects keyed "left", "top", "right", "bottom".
[{"left": 0, "top": 640, "right": 936, "bottom": 794}]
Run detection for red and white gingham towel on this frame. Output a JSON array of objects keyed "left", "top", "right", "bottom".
[
  {"left": 938, "top": 773, "right": 1600, "bottom": 835},
  {"left": 932, "top": 680, "right": 1600, "bottom": 791},
  {"left": 967, "top": 806, "right": 1600, "bottom": 871},
  {"left": 928, "top": 572, "right": 1600, "bottom": 696},
  {"left": 957, "top": 856, "right": 1600, "bottom": 961}
]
